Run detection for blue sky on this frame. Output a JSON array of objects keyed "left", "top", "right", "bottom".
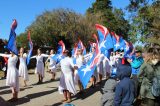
[{"left": 0, "top": 0, "right": 130, "bottom": 39}]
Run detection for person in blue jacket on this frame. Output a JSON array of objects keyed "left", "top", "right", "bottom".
[
  {"left": 128, "top": 50, "right": 144, "bottom": 75},
  {"left": 114, "top": 60, "right": 136, "bottom": 106}
]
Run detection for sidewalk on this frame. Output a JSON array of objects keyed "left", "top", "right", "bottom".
[{"left": 0, "top": 70, "right": 103, "bottom": 106}]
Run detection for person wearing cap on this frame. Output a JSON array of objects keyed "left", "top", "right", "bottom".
[
  {"left": 58, "top": 50, "right": 76, "bottom": 103},
  {"left": 128, "top": 50, "right": 144, "bottom": 75},
  {"left": 0, "top": 52, "right": 19, "bottom": 102},
  {"left": 127, "top": 50, "right": 144, "bottom": 98}
]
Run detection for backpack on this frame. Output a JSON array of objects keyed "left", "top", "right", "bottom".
[{"left": 151, "top": 64, "right": 160, "bottom": 97}]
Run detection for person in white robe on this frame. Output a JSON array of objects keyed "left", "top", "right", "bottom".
[
  {"left": 58, "top": 50, "right": 76, "bottom": 103},
  {"left": 31, "top": 48, "right": 48, "bottom": 84},
  {"left": 0, "top": 52, "right": 19, "bottom": 102},
  {"left": 84, "top": 47, "right": 96, "bottom": 88},
  {"left": 18, "top": 47, "right": 28, "bottom": 87},
  {"left": 96, "top": 53, "right": 104, "bottom": 83},
  {"left": 45, "top": 49, "right": 57, "bottom": 81},
  {"left": 103, "top": 56, "right": 111, "bottom": 80},
  {"left": 74, "top": 49, "right": 85, "bottom": 92}
]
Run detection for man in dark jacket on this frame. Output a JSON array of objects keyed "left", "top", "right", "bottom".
[{"left": 114, "top": 60, "right": 136, "bottom": 106}]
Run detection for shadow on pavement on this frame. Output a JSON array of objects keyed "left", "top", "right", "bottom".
[
  {"left": 0, "top": 86, "right": 10, "bottom": 90},
  {"left": 0, "top": 86, "right": 33, "bottom": 95},
  {"left": 72, "top": 79, "right": 106, "bottom": 101},
  {"left": 52, "top": 101, "right": 63, "bottom": 106},
  {"left": 32, "top": 78, "right": 60, "bottom": 86},
  {"left": 8, "top": 88, "right": 58, "bottom": 105},
  {"left": 0, "top": 89, "right": 11, "bottom": 95}
]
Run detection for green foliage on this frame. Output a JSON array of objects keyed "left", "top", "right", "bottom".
[
  {"left": 127, "top": 0, "right": 160, "bottom": 46},
  {"left": 17, "top": 9, "right": 95, "bottom": 50},
  {"left": 86, "top": 0, "right": 130, "bottom": 39}
]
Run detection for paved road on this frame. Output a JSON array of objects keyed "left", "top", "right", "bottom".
[{"left": 0, "top": 70, "right": 104, "bottom": 106}]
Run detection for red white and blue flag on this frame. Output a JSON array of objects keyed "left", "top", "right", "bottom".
[
  {"left": 111, "top": 32, "right": 125, "bottom": 51},
  {"left": 78, "top": 34, "right": 100, "bottom": 88},
  {"left": 95, "top": 24, "right": 114, "bottom": 59},
  {"left": 55, "top": 40, "right": 65, "bottom": 63},
  {"left": 26, "top": 31, "right": 33, "bottom": 65},
  {"left": 6, "top": 19, "right": 18, "bottom": 55}
]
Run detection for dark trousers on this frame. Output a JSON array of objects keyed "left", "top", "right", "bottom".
[{"left": 141, "top": 98, "right": 160, "bottom": 106}]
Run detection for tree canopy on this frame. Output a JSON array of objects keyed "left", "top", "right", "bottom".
[
  {"left": 86, "top": 0, "right": 130, "bottom": 39},
  {"left": 16, "top": 0, "right": 160, "bottom": 51},
  {"left": 17, "top": 9, "right": 95, "bottom": 50},
  {"left": 127, "top": 0, "right": 160, "bottom": 46}
]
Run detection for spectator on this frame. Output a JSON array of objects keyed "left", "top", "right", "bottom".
[
  {"left": 138, "top": 51, "right": 160, "bottom": 106},
  {"left": 114, "top": 59, "right": 136, "bottom": 106},
  {"left": 101, "top": 78, "right": 117, "bottom": 106}
]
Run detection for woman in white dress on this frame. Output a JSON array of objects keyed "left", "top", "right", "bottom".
[
  {"left": 0, "top": 52, "right": 19, "bottom": 102},
  {"left": 58, "top": 50, "right": 76, "bottom": 103},
  {"left": 103, "top": 56, "right": 111, "bottom": 80},
  {"left": 96, "top": 53, "right": 104, "bottom": 83},
  {"left": 19, "top": 47, "right": 28, "bottom": 87},
  {"left": 31, "top": 48, "right": 48, "bottom": 84},
  {"left": 84, "top": 47, "right": 96, "bottom": 88},
  {"left": 45, "top": 49, "right": 57, "bottom": 80},
  {"left": 74, "top": 49, "right": 85, "bottom": 92}
]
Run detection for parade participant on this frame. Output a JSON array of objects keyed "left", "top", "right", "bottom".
[
  {"left": 31, "top": 48, "right": 48, "bottom": 84},
  {"left": 0, "top": 52, "right": 19, "bottom": 102},
  {"left": 88, "top": 47, "right": 96, "bottom": 87},
  {"left": 18, "top": 47, "right": 29, "bottom": 87},
  {"left": 2, "top": 52, "right": 8, "bottom": 79},
  {"left": 58, "top": 50, "right": 76, "bottom": 103},
  {"left": 96, "top": 53, "right": 104, "bottom": 83},
  {"left": 74, "top": 49, "right": 85, "bottom": 93},
  {"left": 45, "top": 49, "right": 57, "bottom": 81},
  {"left": 103, "top": 56, "right": 111, "bottom": 80}
]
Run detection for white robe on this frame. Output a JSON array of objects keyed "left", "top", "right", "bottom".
[
  {"left": 49, "top": 54, "right": 57, "bottom": 73},
  {"left": 19, "top": 53, "right": 29, "bottom": 81},
  {"left": 58, "top": 57, "right": 77, "bottom": 95},
  {"left": 31, "top": 54, "right": 48, "bottom": 77},
  {"left": 0, "top": 54, "right": 19, "bottom": 92},
  {"left": 74, "top": 55, "right": 84, "bottom": 84},
  {"left": 103, "top": 56, "right": 111, "bottom": 76},
  {"left": 96, "top": 54, "right": 104, "bottom": 75}
]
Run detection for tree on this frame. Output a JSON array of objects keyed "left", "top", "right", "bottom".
[
  {"left": 17, "top": 9, "right": 95, "bottom": 50},
  {"left": 86, "top": 0, "right": 130, "bottom": 39},
  {"left": 127, "top": 0, "right": 160, "bottom": 46}
]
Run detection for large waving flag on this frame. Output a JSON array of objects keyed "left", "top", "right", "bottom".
[
  {"left": 111, "top": 32, "right": 125, "bottom": 51},
  {"left": 78, "top": 34, "right": 100, "bottom": 88},
  {"left": 77, "top": 39, "right": 86, "bottom": 55},
  {"left": 57, "top": 40, "right": 65, "bottom": 54},
  {"left": 78, "top": 52, "right": 97, "bottom": 88},
  {"left": 95, "top": 24, "right": 114, "bottom": 59},
  {"left": 123, "top": 41, "right": 134, "bottom": 57},
  {"left": 95, "top": 24, "right": 109, "bottom": 44},
  {"left": 54, "top": 40, "right": 65, "bottom": 63},
  {"left": 26, "top": 31, "right": 33, "bottom": 65},
  {"left": 71, "top": 43, "right": 78, "bottom": 57},
  {"left": 6, "top": 19, "right": 18, "bottom": 55}
]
